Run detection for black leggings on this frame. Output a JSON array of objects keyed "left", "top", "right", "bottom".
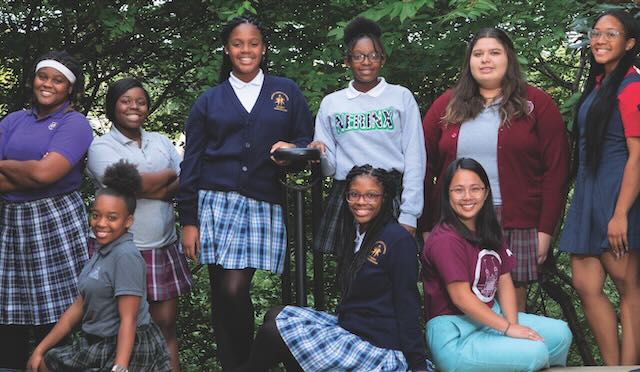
[
  {"left": 208, "top": 265, "right": 257, "bottom": 369},
  {"left": 0, "top": 324, "right": 57, "bottom": 369},
  {"left": 233, "top": 306, "right": 302, "bottom": 372}
]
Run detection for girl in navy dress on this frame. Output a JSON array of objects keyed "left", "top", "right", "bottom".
[
  {"left": 559, "top": 10, "right": 640, "bottom": 365},
  {"left": 176, "top": 15, "right": 313, "bottom": 369},
  {"left": 235, "top": 165, "right": 430, "bottom": 372}
]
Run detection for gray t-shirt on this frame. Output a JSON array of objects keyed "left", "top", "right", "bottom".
[
  {"left": 456, "top": 102, "right": 502, "bottom": 204},
  {"left": 78, "top": 232, "right": 151, "bottom": 337}
]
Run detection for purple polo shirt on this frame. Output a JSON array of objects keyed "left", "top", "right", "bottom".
[{"left": 0, "top": 102, "right": 93, "bottom": 201}]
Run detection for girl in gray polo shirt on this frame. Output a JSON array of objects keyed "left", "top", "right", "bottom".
[{"left": 27, "top": 161, "right": 170, "bottom": 372}]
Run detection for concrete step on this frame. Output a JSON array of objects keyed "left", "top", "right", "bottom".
[{"left": 546, "top": 366, "right": 640, "bottom": 371}]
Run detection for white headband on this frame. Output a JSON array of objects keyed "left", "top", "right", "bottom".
[{"left": 35, "top": 60, "right": 76, "bottom": 84}]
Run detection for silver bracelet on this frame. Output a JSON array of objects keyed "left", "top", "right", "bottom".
[{"left": 111, "top": 365, "right": 128, "bottom": 372}]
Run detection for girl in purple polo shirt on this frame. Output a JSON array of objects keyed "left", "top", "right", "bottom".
[
  {"left": 0, "top": 50, "right": 93, "bottom": 369},
  {"left": 422, "top": 158, "right": 571, "bottom": 372},
  {"left": 559, "top": 11, "right": 640, "bottom": 365}
]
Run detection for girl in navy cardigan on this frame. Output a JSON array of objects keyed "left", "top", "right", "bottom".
[
  {"left": 234, "top": 165, "right": 430, "bottom": 372},
  {"left": 176, "top": 15, "right": 313, "bottom": 369}
]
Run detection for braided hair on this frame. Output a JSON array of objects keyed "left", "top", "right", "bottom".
[
  {"left": 338, "top": 165, "right": 397, "bottom": 298},
  {"left": 218, "top": 14, "right": 269, "bottom": 83},
  {"left": 96, "top": 159, "right": 142, "bottom": 215}
]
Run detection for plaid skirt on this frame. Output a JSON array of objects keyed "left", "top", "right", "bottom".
[
  {"left": 44, "top": 322, "right": 171, "bottom": 372},
  {"left": 314, "top": 174, "right": 402, "bottom": 254},
  {"left": 496, "top": 206, "right": 539, "bottom": 283},
  {"left": 198, "top": 190, "right": 286, "bottom": 274},
  {"left": 276, "top": 306, "right": 409, "bottom": 371},
  {"left": 88, "top": 239, "right": 193, "bottom": 302},
  {"left": 0, "top": 192, "right": 89, "bottom": 325}
]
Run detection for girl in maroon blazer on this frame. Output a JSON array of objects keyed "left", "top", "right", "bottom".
[{"left": 419, "top": 28, "right": 569, "bottom": 312}]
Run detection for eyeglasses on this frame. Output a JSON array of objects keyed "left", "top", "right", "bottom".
[
  {"left": 449, "top": 186, "right": 486, "bottom": 199},
  {"left": 346, "top": 191, "right": 383, "bottom": 203},
  {"left": 587, "top": 29, "right": 623, "bottom": 41},
  {"left": 349, "top": 52, "right": 383, "bottom": 63}
]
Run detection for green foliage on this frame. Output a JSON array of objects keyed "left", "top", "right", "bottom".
[{"left": 2, "top": 0, "right": 640, "bottom": 369}]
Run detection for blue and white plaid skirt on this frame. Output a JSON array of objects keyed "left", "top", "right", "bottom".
[
  {"left": 198, "top": 190, "right": 286, "bottom": 274},
  {"left": 0, "top": 192, "right": 89, "bottom": 325},
  {"left": 276, "top": 306, "right": 409, "bottom": 371}
]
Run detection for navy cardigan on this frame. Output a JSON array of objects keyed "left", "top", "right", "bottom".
[
  {"left": 177, "top": 75, "right": 313, "bottom": 226},
  {"left": 338, "top": 223, "right": 428, "bottom": 371}
]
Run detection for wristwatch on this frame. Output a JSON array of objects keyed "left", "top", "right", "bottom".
[{"left": 111, "top": 365, "right": 128, "bottom": 372}]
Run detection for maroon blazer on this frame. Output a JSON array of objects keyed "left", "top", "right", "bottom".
[{"left": 419, "top": 85, "right": 569, "bottom": 235}]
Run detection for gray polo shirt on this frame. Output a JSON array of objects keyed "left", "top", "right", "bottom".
[
  {"left": 78, "top": 232, "right": 151, "bottom": 337},
  {"left": 87, "top": 126, "right": 181, "bottom": 249},
  {"left": 457, "top": 101, "right": 502, "bottom": 205}
]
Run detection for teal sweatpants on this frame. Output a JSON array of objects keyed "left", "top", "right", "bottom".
[{"left": 426, "top": 305, "right": 572, "bottom": 372}]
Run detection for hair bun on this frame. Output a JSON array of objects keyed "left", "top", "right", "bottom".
[
  {"left": 102, "top": 160, "right": 142, "bottom": 197},
  {"left": 343, "top": 17, "right": 382, "bottom": 45}
]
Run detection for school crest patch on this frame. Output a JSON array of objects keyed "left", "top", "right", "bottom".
[
  {"left": 367, "top": 241, "right": 387, "bottom": 265},
  {"left": 271, "top": 91, "right": 289, "bottom": 112}
]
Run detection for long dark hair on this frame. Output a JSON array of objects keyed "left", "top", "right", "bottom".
[
  {"left": 574, "top": 10, "right": 640, "bottom": 172},
  {"left": 440, "top": 158, "right": 502, "bottom": 250},
  {"left": 443, "top": 28, "right": 529, "bottom": 126},
  {"left": 105, "top": 77, "right": 151, "bottom": 124},
  {"left": 343, "top": 17, "right": 386, "bottom": 60},
  {"left": 28, "top": 50, "right": 85, "bottom": 109},
  {"left": 96, "top": 159, "right": 142, "bottom": 215},
  {"left": 338, "top": 165, "right": 397, "bottom": 297},
  {"left": 218, "top": 15, "right": 269, "bottom": 83}
]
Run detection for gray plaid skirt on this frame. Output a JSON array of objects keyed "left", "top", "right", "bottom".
[
  {"left": 313, "top": 174, "right": 402, "bottom": 254},
  {"left": 0, "top": 192, "right": 89, "bottom": 325},
  {"left": 44, "top": 322, "right": 171, "bottom": 371}
]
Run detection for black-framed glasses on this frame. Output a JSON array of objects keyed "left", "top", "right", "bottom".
[
  {"left": 349, "top": 52, "right": 383, "bottom": 63},
  {"left": 449, "top": 186, "right": 486, "bottom": 199},
  {"left": 587, "top": 29, "right": 623, "bottom": 41},
  {"left": 346, "top": 191, "right": 383, "bottom": 203}
]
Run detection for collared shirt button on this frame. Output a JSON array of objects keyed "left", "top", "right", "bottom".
[
  {"left": 244, "top": 142, "right": 251, "bottom": 149},
  {"left": 242, "top": 166, "right": 248, "bottom": 172}
]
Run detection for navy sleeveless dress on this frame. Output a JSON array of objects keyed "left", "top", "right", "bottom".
[{"left": 560, "top": 72, "right": 640, "bottom": 255}]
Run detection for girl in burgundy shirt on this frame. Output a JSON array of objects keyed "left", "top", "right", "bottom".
[{"left": 422, "top": 158, "right": 571, "bottom": 372}]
